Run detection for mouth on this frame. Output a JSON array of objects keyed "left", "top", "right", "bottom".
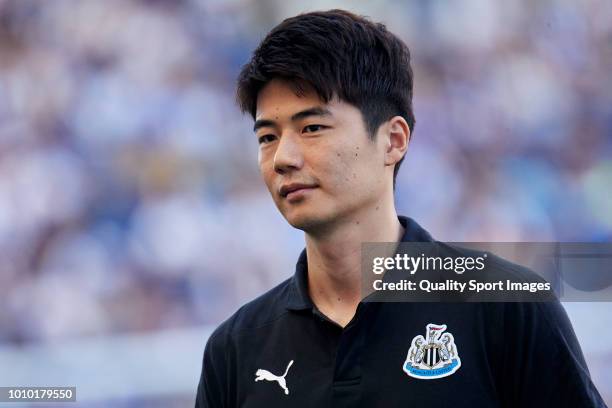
[{"left": 279, "top": 183, "right": 318, "bottom": 201}]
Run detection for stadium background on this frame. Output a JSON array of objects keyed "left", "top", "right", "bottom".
[{"left": 0, "top": 0, "right": 610, "bottom": 406}]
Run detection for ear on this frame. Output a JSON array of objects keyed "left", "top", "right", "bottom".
[{"left": 383, "top": 116, "right": 410, "bottom": 167}]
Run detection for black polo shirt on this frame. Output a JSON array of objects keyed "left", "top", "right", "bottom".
[{"left": 195, "top": 216, "right": 605, "bottom": 407}]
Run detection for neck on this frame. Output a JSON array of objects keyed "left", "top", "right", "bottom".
[{"left": 304, "top": 201, "right": 404, "bottom": 327}]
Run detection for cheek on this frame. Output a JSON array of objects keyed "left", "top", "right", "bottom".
[
  {"left": 325, "top": 144, "right": 384, "bottom": 190},
  {"left": 320, "top": 147, "right": 364, "bottom": 187},
  {"left": 258, "top": 155, "right": 275, "bottom": 190}
]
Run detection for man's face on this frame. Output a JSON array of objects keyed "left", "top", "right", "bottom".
[{"left": 254, "top": 79, "right": 389, "bottom": 232}]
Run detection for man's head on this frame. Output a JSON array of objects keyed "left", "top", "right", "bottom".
[{"left": 236, "top": 10, "right": 414, "bottom": 232}]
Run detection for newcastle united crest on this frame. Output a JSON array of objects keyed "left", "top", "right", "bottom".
[{"left": 403, "top": 323, "right": 461, "bottom": 379}]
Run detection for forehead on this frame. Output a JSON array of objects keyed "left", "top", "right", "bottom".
[{"left": 255, "top": 79, "right": 326, "bottom": 119}]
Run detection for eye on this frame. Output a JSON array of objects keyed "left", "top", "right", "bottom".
[
  {"left": 258, "top": 134, "right": 277, "bottom": 144},
  {"left": 303, "top": 124, "right": 326, "bottom": 133}
]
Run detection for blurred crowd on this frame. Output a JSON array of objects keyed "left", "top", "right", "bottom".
[{"left": 0, "top": 0, "right": 611, "bottom": 404}]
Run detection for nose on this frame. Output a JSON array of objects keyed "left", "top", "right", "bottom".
[{"left": 273, "top": 132, "right": 303, "bottom": 174}]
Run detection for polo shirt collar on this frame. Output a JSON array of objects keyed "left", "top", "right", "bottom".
[{"left": 286, "top": 215, "right": 433, "bottom": 311}]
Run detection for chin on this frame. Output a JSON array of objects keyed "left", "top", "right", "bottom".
[
  {"left": 282, "top": 207, "right": 330, "bottom": 232},
  {"left": 284, "top": 212, "right": 319, "bottom": 231}
]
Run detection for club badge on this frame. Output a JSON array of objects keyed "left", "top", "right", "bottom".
[{"left": 403, "top": 323, "right": 461, "bottom": 379}]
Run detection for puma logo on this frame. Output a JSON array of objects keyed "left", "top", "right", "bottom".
[{"left": 254, "top": 360, "right": 294, "bottom": 395}]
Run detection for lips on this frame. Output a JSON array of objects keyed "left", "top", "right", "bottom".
[{"left": 279, "top": 183, "right": 317, "bottom": 198}]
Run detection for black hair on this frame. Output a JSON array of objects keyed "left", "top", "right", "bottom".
[{"left": 236, "top": 9, "right": 415, "bottom": 186}]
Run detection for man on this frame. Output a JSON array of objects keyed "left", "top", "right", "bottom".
[{"left": 196, "top": 9, "right": 606, "bottom": 407}]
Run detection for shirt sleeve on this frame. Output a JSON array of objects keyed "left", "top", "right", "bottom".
[
  {"left": 499, "top": 300, "right": 607, "bottom": 407},
  {"left": 195, "top": 330, "right": 229, "bottom": 408}
]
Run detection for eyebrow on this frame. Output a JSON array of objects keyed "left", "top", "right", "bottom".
[{"left": 253, "top": 107, "right": 332, "bottom": 132}]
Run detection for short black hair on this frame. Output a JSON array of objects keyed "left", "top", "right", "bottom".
[{"left": 236, "top": 9, "right": 415, "bottom": 187}]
